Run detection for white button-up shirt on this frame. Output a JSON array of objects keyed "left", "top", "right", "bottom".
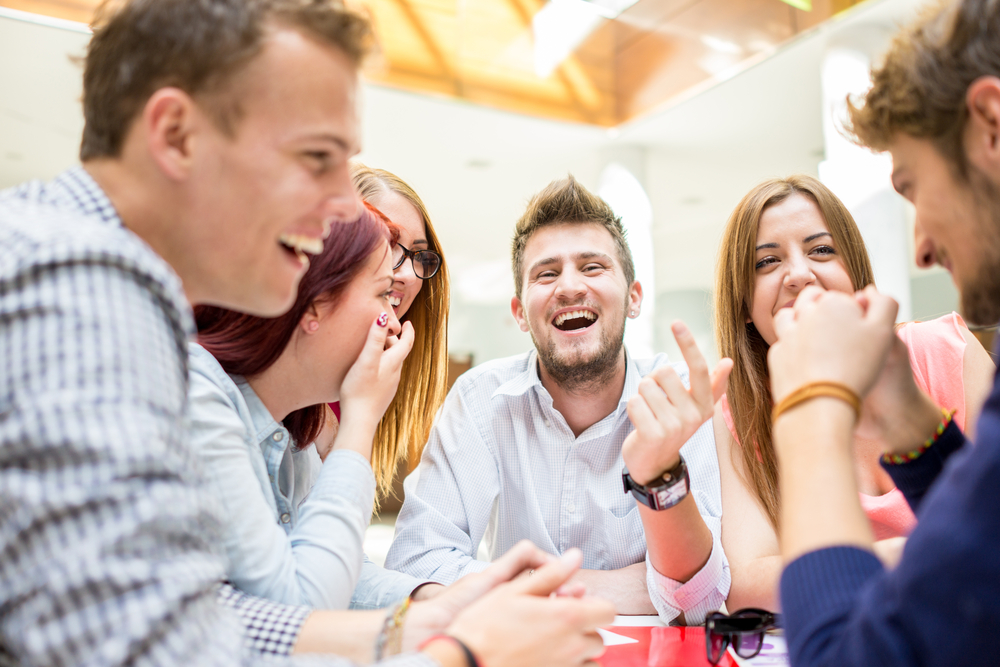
[{"left": 385, "top": 349, "right": 730, "bottom": 623}]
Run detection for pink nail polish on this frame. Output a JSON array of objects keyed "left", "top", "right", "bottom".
[{"left": 377, "top": 312, "right": 388, "bottom": 328}]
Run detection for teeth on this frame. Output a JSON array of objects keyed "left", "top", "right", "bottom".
[
  {"left": 389, "top": 296, "right": 401, "bottom": 307},
  {"left": 554, "top": 310, "right": 597, "bottom": 326},
  {"left": 279, "top": 233, "right": 324, "bottom": 256}
]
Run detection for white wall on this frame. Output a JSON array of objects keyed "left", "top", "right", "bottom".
[{"left": 0, "top": 0, "right": 959, "bottom": 371}]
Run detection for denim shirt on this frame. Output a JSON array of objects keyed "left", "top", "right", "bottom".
[{"left": 187, "top": 343, "right": 425, "bottom": 610}]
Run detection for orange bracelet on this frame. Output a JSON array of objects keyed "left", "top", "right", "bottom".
[{"left": 771, "top": 381, "right": 862, "bottom": 424}]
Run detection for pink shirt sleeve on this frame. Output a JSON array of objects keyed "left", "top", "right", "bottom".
[
  {"left": 896, "top": 312, "right": 969, "bottom": 430},
  {"left": 724, "top": 314, "right": 970, "bottom": 540}
]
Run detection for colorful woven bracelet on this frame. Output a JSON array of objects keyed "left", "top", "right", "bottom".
[
  {"left": 881, "top": 408, "right": 955, "bottom": 465},
  {"left": 374, "top": 596, "right": 411, "bottom": 659}
]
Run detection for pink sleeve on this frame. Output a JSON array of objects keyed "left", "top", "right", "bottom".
[{"left": 895, "top": 313, "right": 969, "bottom": 430}]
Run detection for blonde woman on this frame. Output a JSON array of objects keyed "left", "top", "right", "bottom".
[
  {"left": 713, "top": 175, "right": 994, "bottom": 611},
  {"left": 348, "top": 164, "right": 450, "bottom": 505}
]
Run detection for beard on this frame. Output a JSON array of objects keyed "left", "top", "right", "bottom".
[
  {"left": 529, "top": 300, "right": 628, "bottom": 393},
  {"left": 959, "top": 166, "right": 1000, "bottom": 327}
]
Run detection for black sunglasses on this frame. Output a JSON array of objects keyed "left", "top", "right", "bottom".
[
  {"left": 391, "top": 243, "right": 441, "bottom": 280},
  {"left": 705, "top": 608, "right": 780, "bottom": 665}
]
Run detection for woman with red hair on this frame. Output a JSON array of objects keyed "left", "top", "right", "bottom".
[{"left": 188, "top": 201, "right": 430, "bottom": 611}]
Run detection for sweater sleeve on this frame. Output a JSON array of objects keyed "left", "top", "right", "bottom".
[{"left": 779, "top": 390, "right": 1000, "bottom": 667}]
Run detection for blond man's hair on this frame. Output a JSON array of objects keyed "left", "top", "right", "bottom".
[
  {"left": 511, "top": 176, "right": 634, "bottom": 297},
  {"left": 847, "top": 0, "right": 1000, "bottom": 177}
]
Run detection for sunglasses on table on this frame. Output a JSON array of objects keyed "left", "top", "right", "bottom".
[
  {"left": 391, "top": 243, "right": 441, "bottom": 280},
  {"left": 705, "top": 608, "right": 780, "bottom": 665}
]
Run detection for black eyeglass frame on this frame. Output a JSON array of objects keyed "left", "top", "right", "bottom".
[
  {"left": 705, "top": 608, "right": 779, "bottom": 665},
  {"left": 391, "top": 243, "right": 441, "bottom": 280}
]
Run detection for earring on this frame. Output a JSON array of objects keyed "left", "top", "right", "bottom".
[
  {"left": 307, "top": 321, "right": 319, "bottom": 332},
  {"left": 630, "top": 311, "right": 636, "bottom": 317}
]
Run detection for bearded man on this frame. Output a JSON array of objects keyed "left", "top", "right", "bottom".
[{"left": 386, "top": 176, "right": 731, "bottom": 624}]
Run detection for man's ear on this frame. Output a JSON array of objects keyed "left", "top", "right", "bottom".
[
  {"left": 965, "top": 76, "right": 1000, "bottom": 180},
  {"left": 142, "top": 87, "right": 202, "bottom": 181},
  {"left": 627, "top": 280, "right": 643, "bottom": 317},
  {"left": 511, "top": 295, "right": 530, "bottom": 333}
]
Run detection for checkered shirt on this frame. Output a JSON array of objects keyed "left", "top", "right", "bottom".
[{"left": 0, "top": 167, "right": 434, "bottom": 667}]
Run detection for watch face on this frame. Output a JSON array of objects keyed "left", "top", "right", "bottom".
[{"left": 655, "top": 485, "right": 686, "bottom": 509}]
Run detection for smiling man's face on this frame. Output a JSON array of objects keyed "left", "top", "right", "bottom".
[
  {"left": 182, "top": 27, "right": 362, "bottom": 316},
  {"left": 511, "top": 222, "right": 641, "bottom": 389},
  {"left": 890, "top": 133, "right": 1000, "bottom": 326}
]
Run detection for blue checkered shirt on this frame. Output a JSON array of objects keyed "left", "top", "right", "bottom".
[{"left": 0, "top": 168, "right": 434, "bottom": 667}]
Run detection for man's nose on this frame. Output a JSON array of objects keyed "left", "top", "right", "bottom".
[{"left": 913, "top": 217, "right": 937, "bottom": 268}]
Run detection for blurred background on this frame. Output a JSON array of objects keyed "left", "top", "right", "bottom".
[{"left": 1, "top": 0, "right": 985, "bottom": 556}]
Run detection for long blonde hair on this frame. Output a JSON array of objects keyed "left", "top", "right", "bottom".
[
  {"left": 715, "top": 175, "right": 874, "bottom": 529},
  {"left": 351, "top": 163, "right": 451, "bottom": 505}
]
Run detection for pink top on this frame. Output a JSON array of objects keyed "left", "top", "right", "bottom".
[{"left": 721, "top": 312, "right": 970, "bottom": 540}]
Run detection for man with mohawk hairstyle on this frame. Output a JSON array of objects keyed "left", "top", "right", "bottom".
[{"left": 387, "top": 176, "right": 731, "bottom": 624}]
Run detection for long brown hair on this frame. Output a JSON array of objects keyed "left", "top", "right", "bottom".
[
  {"left": 715, "top": 175, "right": 874, "bottom": 529},
  {"left": 350, "top": 163, "right": 450, "bottom": 503}
]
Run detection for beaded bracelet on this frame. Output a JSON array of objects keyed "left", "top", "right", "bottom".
[
  {"left": 881, "top": 408, "right": 955, "bottom": 465},
  {"left": 374, "top": 596, "right": 411, "bottom": 660},
  {"left": 416, "top": 634, "right": 480, "bottom": 667}
]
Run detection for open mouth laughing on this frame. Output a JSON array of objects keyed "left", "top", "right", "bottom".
[
  {"left": 552, "top": 307, "right": 598, "bottom": 333},
  {"left": 279, "top": 233, "right": 324, "bottom": 266}
]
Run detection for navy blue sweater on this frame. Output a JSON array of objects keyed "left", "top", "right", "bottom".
[{"left": 780, "top": 371, "right": 1000, "bottom": 666}]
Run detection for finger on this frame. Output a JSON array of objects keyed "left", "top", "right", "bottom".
[
  {"left": 651, "top": 367, "right": 699, "bottom": 420},
  {"left": 381, "top": 321, "right": 415, "bottom": 371},
  {"left": 710, "top": 357, "right": 734, "bottom": 403},
  {"left": 563, "top": 596, "right": 617, "bottom": 630},
  {"left": 511, "top": 548, "right": 583, "bottom": 597},
  {"left": 794, "top": 285, "right": 825, "bottom": 313},
  {"left": 481, "top": 540, "right": 552, "bottom": 585},
  {"left": 670, "top": 321, "right": 712, "bottom": 407},
  {"left": 625, "top": 394, "right": 662, "bottom": 439},
  {"left": 635, "top": 376, "right": 676, "bottom": 424},
  {"left": 555, "top": 581, "right": 588, "bottom": 598},
  {"left": 582, "top": 631, "right": 607, "bottom": 661},
  {"left": 863, "top": 289, "right": 899, "bottom": 328},
  {"left": 773, "top": 307, "right": 796, "bottom": 340},
  {"left": 349, "top": 314, "right": 392, "bottom": 376}
]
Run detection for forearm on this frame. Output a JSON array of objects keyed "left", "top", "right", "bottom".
[
  {"left": 775, "top": 399, "right": 875, "bottom": 562},
  {"left": 293, "top": 609, "right": 385, "bottom": 660},
  {"left": 570, "top": 564, "right": 655, "bottom": 615},
  {"left": 333, "top": 412, "right": 380, "bottom": 461},
  {"left": 640, "top": 495, "right": 712, "bottom": 582},
  {"left": 726, "top": 555, "right": 782, "bottom": 613}
]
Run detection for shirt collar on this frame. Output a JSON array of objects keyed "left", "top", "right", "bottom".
[
  {"left": 233, "top": 376, "right": 288, "bottom": 446},
  {"left": 49, "top": 166, "right": 123, "bottom": 227},
  {"left": 492, "top": 346, "right": 640, "bottom": 417}
]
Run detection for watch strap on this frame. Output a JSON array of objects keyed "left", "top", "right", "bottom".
[{"left": 622, "top": 456, "right": 690, "bottom": 511}]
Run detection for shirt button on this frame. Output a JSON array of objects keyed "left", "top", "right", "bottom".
[
  {"left": 272, "top": 431, "right": 283, "bottom": 441},
  {"left": 280, "top": 513, "right": 290, "bottom": 523},
  {"left": 567, "top": 504, "right": 576, "bottom": 513}
]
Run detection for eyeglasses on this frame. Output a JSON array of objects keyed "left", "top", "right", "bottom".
[
  {"left": 391, "top": 243, "right": 441, "bottom": 280},
  {"left": 705, "top": 608, "right": 780, "bottom": 665}
]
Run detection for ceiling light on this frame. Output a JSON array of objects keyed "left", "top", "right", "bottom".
[{"left": 532, "top": 0, "right": 638, "bottom": 78}]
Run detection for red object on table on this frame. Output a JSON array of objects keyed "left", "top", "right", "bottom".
[{"left": 597, "top": 626, "right": 736, "bottom": 667}]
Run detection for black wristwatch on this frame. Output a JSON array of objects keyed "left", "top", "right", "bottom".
[{"left": 622, "top": 456, "right": 690, "bottom": 511}]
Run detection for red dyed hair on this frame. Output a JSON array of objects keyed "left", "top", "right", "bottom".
[{"left": 196, "top": 202, "right": 398, "bottom": 448}]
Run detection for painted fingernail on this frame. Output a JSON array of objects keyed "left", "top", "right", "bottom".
[{"left": 377, "top": 312, "right": 388, "bottom": 328}]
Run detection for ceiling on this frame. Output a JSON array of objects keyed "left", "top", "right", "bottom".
[{"left": 2, "top": 0, "right": 868, "bottom": 126}]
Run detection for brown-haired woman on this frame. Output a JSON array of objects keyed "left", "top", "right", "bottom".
[{"left": 714, "top": 174, "right": 995, "bottom": 611}]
